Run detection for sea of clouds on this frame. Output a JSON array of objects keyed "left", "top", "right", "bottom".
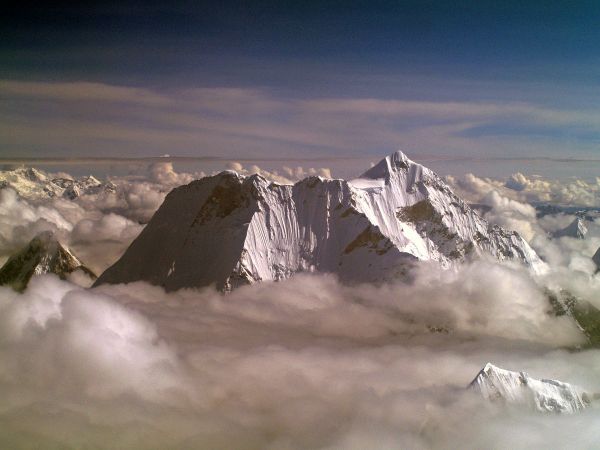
[{"left": 1, "top": 162, "right": 600, "bottom": 449}]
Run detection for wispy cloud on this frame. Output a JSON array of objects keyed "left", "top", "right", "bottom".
[{"left": 1, "top": 80, "right": 599, "bottom": 159}]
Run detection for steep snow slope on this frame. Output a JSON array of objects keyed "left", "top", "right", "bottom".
[
  {"left": 470, "top": 363, "right": 590, "bottom": 413},
  {"left": 95, "top": 151, "right": 543, "bottom": 291},
  {"left": 0, "top": 231, "right": 96, "bottom": 291}
]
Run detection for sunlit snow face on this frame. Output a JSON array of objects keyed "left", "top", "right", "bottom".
[{"left": 0, "top": 162, "right": 333, "bottom": 271}]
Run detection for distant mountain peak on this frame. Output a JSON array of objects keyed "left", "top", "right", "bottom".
[
  {"left": 95, "top": 151, "right": 543, "bottom": 291},
  {"left": 0, "top": 166, "right": 115, "bottom": 200},
  {"left": 21, "top": 167, "right": 48, "bottom": 182},
  {"left": 470, "top": 363, "right": 590, "bottom": 414},
  {"left": 0, "top": 231, "right": 95, "bottom": 291},
  {"left": 554, "top": 217, "right": 587, "bottom": 239}
]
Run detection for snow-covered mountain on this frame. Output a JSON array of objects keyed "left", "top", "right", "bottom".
[
  {"left": 94, "top": 152, "right": 543, "bottom": 291},
  {"left": 553, "top": 217, "right": 587, "bottom": 239},
  {"left": 0, "top": 231, "right": 96, "bottom": 291},
  {"left": 95, "top": 152, "right": 543, "bottom": 291},
  {"left": 470, "top": 363, "right": 590, "bottom": 414},
  {"left": 0, "top": 166, "right": 116, "bottom": 200}
]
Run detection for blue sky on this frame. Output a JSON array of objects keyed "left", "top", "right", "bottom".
[{"left": 1, "top": 0, "right": 600, "bottom": 161}]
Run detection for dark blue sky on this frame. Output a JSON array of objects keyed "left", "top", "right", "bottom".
[
  {"left": 1, "top": 1, "right": 600, "bottom": 160},
  {"left": 4, "top": 1, "right": 600, "bottom": 85}
]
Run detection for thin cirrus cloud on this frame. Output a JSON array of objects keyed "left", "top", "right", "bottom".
[{"left": 1, "top": 79, "right": 599, "bottom": 159}]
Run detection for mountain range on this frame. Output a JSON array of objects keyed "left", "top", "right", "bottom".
[
  {"left": 0, "top": 167, "right": 116, "bottom": 200},
  {"left": 94, "top": 151, "right": 543, "bottom": 291}
]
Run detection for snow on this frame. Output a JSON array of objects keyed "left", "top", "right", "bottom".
[
  {"left": 0, "top": 167, "right": 115, "bottom": 200},
  {"left": 95, "top": 151, "right": 544, "bottom": 291},
  {"left": 347, "top": 177, "right": 385, "bottom": 189},
  {"left": 470, "top": 363, "right": 590, "bottom": 414}
]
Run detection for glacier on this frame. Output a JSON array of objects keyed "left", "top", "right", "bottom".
[{"left": 95, "top": 151, "right": 543, "bottom": 291}]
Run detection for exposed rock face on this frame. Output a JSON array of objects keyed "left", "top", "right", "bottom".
[
  {"left": 0, "top": 231, "right": 96, "bottom": 291},
  {"left": 94, "top": 151, "right": 543, "bottom": 291},
  {"left": 554, "top": 218, "right": 588, "bottom": 239},
  {"left": 593, "top": 247, "right": 600, "bottom": 271},
  {"left": 548, "top": 289, "right": 600, "bottom": 346},
  {"left": 470, "top": 363, "right": 590, "bottom": 414}
]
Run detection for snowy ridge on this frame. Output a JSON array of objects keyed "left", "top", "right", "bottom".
[
  {"left": 0, "top": 167, "right": 116, "bottom": 200},
  {"left": 348, "top": 152, "right": 542, "bottom": 267},
  {"left": 470, "top": 363, "right": 590, "bottom": 414},
  {"left": 95, "top": 151, "right": 543, "bottom": 291}
]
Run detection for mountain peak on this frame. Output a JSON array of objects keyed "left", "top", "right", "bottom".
[
  {"left": 95, "top": 150, "right": 543, "bottom": 291},
  {"left": 0, "top": 166, "right": 116, "bottom": 200},
  {"left": 554, "top": 217, "right": 587, "bottom": 239},
  {"left": 359, "top": 151, "right": 415, "bottom": 180},
  {"left": 470, "top": 362, "right": 590, "bottom": 414},
  {"left": 20, "top": 167, "right": 48, "bottom": 182},
  {"left": 0, "top": 231, "right": 95, "bottom": 291}
]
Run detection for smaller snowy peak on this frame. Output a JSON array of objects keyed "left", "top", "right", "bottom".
[
  {"left": 0, "top": 231, "right": 95, "bottom": 291},
  {"left": 0, "top": 167, "right": 115, "bottom": 200},
  {"left": 19, "top": 167, "right": 48, "bottom": 183},
  {"left": 81, "top": 175, "right": 102, "bottom": 186},
  {"left": 469, "top": 363, "right": 590, "bottom": 414},
  {"left": 554, "top": 218, "right": 587, "bottom": 239}
]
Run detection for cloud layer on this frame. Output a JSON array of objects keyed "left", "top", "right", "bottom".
[
  {"left": 1, "top": 163, "right": 600, "bottom": 447},
  {"left": 450, "top": 171, "right": 600, "bottom": 208},
  {"left": 0, "top": 265, "right": 598, "bottom": 449}
]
